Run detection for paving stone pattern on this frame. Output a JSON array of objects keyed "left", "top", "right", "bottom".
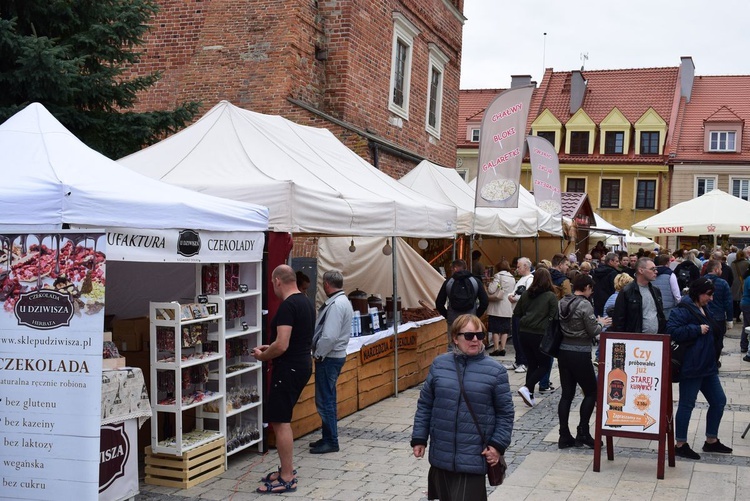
[{"left": 136, "top": 326, "right": 750, "bottom": 500}]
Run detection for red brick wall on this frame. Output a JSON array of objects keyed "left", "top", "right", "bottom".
[{"left": 128, "top": 0, "right": 463, "bottom": 174}]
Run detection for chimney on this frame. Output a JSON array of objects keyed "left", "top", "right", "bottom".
[
  {"left": 569, "top": 70, "right": 587, "bottom": 114},
  {"left": 510, "top": 74, "right": 533, "bottom": 89},
  {"left": 679, "top": 56, "right": 695, "bottom": 103}
]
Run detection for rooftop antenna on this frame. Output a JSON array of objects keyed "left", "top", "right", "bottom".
[
  {"left": 542, "top": 32, "right": 547, "bottom": 77},
  {"left": 580, "top": 52, "right": 589, "bottom": 71}
]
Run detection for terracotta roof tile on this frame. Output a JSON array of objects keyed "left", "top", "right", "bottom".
[
  {"left": 458, "top": 67, "right": 679, "bottom": 164},
  {"left": 672, "top": 75, "right": 750, "bottom": 163},
  {"left": 457, "top": 88, "right": 503, "bottom": 147},
  {"left": 529, "top": 66, "right": 679, "bottom": 125}
]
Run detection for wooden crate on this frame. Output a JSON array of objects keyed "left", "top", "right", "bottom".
[{"left": 144, "top": 437, "right": 226, "bottom": 489}]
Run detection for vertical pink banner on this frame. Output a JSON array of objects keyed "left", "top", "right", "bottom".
[
  {"left": 475, "top": 85, "right": 534, "bottom": 208},
  {"left": 527, "top": 135, "right": 562, "bottom": 215}
]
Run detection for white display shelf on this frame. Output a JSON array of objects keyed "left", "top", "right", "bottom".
[
  {"left": 194, "top": 262, "right": 264, "bottom": 461},
  {"left": 149, "top": 300, "right": 226, "bottom": 456}
]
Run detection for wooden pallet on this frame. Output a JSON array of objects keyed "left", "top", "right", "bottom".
[{"left": 144, "top": 437, "right": 226, "bottom": 489}]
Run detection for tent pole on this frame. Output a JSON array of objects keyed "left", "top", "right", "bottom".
[
  {"left": 535, "top": 236, "right": 539, "bottom": 263},
  {"left": 469, "top": 234, "right": 475, "bottom": 269},
  {"left": 392, "top": 236, "right": 400, "bottom": 397},
  {"left": 287, "top": 231, "right": 294, "bottom": 265}
]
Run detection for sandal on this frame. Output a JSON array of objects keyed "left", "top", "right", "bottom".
[
  {"left": 256, "top": 476, "right": 297, "bottom": 494},
  {"left": 259, "top": 466, "right": 297, "bottom": 483}
]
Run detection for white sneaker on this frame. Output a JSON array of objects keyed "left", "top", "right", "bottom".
[
  {"left": 518, "top": 386, "right": 534, "bottom": 407},
  {"left": 514, "top": 364, "right": 527, "bottom": 373}
]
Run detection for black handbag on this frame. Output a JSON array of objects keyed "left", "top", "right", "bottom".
[
  {"left": 540, "top": 296, "right": 582, "bottom": 358},
  {"left": 454, "top": 358, "right": 507, "bottom": 486}
]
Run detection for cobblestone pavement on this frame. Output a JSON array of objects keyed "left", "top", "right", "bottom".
[{"left": 136, "top": 325, "right": 750, "bottom": 500}]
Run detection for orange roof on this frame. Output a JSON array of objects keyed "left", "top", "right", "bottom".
[
  {"left": 457, "top": 88, "right": 503, "bottom": 147},
  {"left": 672, "top": 75, "right": 750, "bottom": 163},
  {"left": 529, "top": 66, "right": 679, "bottom": 125},
  {"left": 458, "top": 67, "right": 680, "bottom": 163}
]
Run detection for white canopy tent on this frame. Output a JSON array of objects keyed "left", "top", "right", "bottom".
[
  {"left": 0, "top": 103, "right": 268, "bottom": 233},
  {"left": 400, "top": 160, "right": 540, "bottom": 237},
  {"left": 0, "top": 103, "right": 270, "bottom": 317},
  {"left": 631, "top": 189, "right": 750, "bottom": 238},
  {"left": 463, "top": 176, "right": 564, "bottom": 236},
  {"left": 589, "top": 213, "right": 626, "bottom": 249},
  {"left": 119, "top": 101, "right": 457, "bottom": 238}
]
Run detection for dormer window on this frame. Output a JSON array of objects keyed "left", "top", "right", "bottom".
[
  {"left": 640, "top": 132, "right": 660, "bottom": 155},
  {"left": 570, "top": 131, "right": 590, "bottom": 154},
  {"left": 605, "top": 131, "right": 624, "bottom": 154},
  {"left": 470, "top": 128, "right": 480, "bottom": 142},
  {"left": 709, "top": 131, "right": 736, "bottom": 152},
  {"left": 537, "top": 131, "right": 555, "bottom": 145}
]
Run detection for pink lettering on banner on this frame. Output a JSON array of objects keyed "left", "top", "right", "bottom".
[
  {"left": 491, "top": 103, "right": 523, "bottom": 122},
  {"left": 536, "top": 164, "right": 553, "bottom": 175},
  {"left": 533, "top": 147, "right": 553, "bottom": 159},
  {"left": 657, "top": 227, "right": 683, "bottom": 234},
  {"left": 482, "top": 148, "right": 521, "bottom": 172},
  {"left": 742, "top": 225, "right": 750, "bottom": 231},
  {"left": 533, "top": 179, "right": 561, "bottom": 194},
  {"left": 493, "top": 127, "right": 516, "bottom": 144}
]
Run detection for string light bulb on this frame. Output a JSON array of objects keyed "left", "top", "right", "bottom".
[
  {"left": 349, "top": 239, "right": 356, "bottom": 252},
  {"left": 418, "top": 239, "right": 428, "bottom": 250},
  {"left": 382, "top": 240, "right": 392, "bottom": 256}
]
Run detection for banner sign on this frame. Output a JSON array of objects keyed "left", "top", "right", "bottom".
[
  {"left": 475, "top": 85, "right": 534, "bottom": 208},
  {"left": 0, "top": 231, "right": 106, "bottom": 500},
  {"left": 527, "top": 135, "right": 563, "bottom": 215},
  {"left": 598, "top": 334, "right": 667, "bottom": 433},
  {"left": 359, "top": 331, "right": 418, "bottom": 365},
  {"left": 103, "top": 228, "right": 264, "bottom": 263},
  {"left": 594, "top": 332, "right": 673, "bottom": 479}
]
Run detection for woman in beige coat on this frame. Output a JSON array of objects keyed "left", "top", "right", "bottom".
[{"left": 487, "top": 260, "right": 517, "bottom": 356}]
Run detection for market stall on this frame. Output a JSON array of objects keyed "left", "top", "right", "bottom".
[
  {"left": 117, "top": 101, "right": 463, "bottom": 445},
  {"left": 0, "top": 103, "right": 270, "bottom": 498}
]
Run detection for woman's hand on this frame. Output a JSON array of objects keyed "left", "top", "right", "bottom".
[
  {"left": 597, "top": 316, "right": 612, "bottom": 328},
  {"left": 413, "top": 445, "right": 425, "bottom": 458},
  {"left": 700, "top": 323, "right": 709, "bottom": 335},
  {"left": 481, "top": 445, "right": 501, "bottom": 465}
]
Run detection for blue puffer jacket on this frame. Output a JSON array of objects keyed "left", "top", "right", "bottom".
[
  {"left": 666, "top": 297, "right": 719, "bottom": 379},
  {"left": 411, "top": 351, "right": 514, "bottom": 474}
]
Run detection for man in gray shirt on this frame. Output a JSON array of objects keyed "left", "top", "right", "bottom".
[
  {"left": 612, "top": 258, "right": 666, "bottom": 334},
  {"left": 309, "top": 270, "right": 353, "bottom": 454}
]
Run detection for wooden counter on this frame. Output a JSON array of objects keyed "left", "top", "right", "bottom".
[{"left": 276, "top": 320, "right": 447, "bottom": 442}]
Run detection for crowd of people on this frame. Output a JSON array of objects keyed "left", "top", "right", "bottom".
[
  {"left": 419, "top": 242, "right": 746, "bottom": 498},
  {"left": 252, "top": 241, "right": 747, "bottom": 498}
]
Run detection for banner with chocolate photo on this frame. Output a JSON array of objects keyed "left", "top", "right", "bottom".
[
  {"left": 0, "top": 231, "right": 105, "bottom": 500},
  {"left": 527, "top": 135, "right": 563, "bottom": 215},
  {"left": 475, "top": 85, "right": 534, "bottom": 208}
]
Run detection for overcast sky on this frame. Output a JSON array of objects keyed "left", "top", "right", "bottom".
[{"left": 460, "top": 0, "right": 750, "bottom": 89}]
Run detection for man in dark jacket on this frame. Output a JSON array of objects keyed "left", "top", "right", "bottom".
[
  {"left": 704, "top": 259, "right": 733, "bottom": 364},
  {"left": 550, "top": 253, "right": 572, "bottom": 298},
  {"left": 612, "top": 257, "right": 666, "bottom": 333},
  {"left": 674, "top": 258, "right": 700, "bottom": 293},
  {"left": 592, "top": 252, "right": 620, "bottom": 316},
  {"left": 435, "top": 259, "right": 489, "bottom": 346}
]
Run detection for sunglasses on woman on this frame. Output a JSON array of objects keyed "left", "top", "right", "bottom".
[{"left": 458, "top": 331, "right": 486, "bottom": 341}]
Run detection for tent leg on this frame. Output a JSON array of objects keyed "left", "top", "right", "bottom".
[{"left": 392, "top": 236, "right": 399, "bottom": 398}]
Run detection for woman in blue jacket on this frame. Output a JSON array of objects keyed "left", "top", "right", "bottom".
[
  {"left": 411, "top": 314, "right": 514, "bottom": 500},
  {"left": 666, "top": 277, "right": 732, "bottom": 460}
]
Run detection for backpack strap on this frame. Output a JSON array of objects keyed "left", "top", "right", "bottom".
[
  {"left": 446, "top": 277, "right": 454, "bottom": 295},
  {"left": 469, "top": 276, "right": 479, "bottom": 295}
]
